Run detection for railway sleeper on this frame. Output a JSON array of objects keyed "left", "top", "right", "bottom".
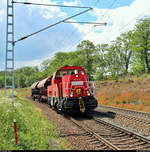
[
  {"left": 100, "top": 133, "right": 128, "bottom": 138},
  {"left": 127, "top": 142, "right": 150, "bottom": 148},
  {"left": 139, "top": 145, "right": 150, "bottom": 150},
  {"left": 106, "top": 132, "right": 127, "bottom": 136},
  {"left": 91, "top": 141, "right": 103, "bottom": 145},
  {"left": 113, "top": 140, "right": 144, "bottom": 146},
  {"left": 90, "top": 140, "right": 101, "bottom": 144},
  {"left": 88, "top": 138, "right": 98, "bottom": 142},
  {"left": 104, "top": 136, "right": 133, "bottom": 141},
  {"left": 117, "top": 142, "right": 148, "bottom": 149},
  {"left": 107, "top": 137, "right": 139, "bottom": 142},
  {"left": 83, "top": 132, "right": 91, "bottom": 136},
  {"left": 96, "top": 145, "right": 111, "bottom": 150},
  {"left": 95, "top": 129, "right": 119, "bottom": 134}
]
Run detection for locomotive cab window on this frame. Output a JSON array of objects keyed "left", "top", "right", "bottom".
[
  {"left": 56, "top": 69, "right": 79, "bottom": 77},
  {"left": 74, "top": 69, "right": 78, "bottom": 74},
  {"left": 81, "top": 70, "right": 85, "bottom": 75}
]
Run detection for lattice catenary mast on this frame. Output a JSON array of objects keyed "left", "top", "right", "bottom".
[{"left": 4, "top": 0, "right": 14, "bottom": 102}]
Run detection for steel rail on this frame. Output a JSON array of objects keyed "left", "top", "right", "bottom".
[
  {"left": 98, "top": 105, "right": 150, "bottom": 119},
  {"left": 93, "top": 117, "right": 150, "bottom": 149},
  {"left": 70, "top": 117, "right": 120, "bottom": 150},
  {"left": 97, "top": 106, "right": 150, "bottom": 124},
  {"left": 116, "top": 112, "right": 150, "bottom": 125}
]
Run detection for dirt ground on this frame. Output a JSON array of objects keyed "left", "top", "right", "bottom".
[{"left": 95, "top": 78, "right": 150, "bottom": 112}]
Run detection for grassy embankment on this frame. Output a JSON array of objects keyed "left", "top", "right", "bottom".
[
  {"left": 0, "top": 88, "right": 71, "bottom": 150},
  {"left": 95, "top": 74, "right": 150, "bottom": 113}
]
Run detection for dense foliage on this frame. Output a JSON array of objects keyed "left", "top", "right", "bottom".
[{"left": 0, "top": 17, "right": 150, "bottom": 88}]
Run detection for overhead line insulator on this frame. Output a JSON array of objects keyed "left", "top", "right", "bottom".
[
  {"left": 23, "top": 2, "right": 31, "bottom": 5},
  {"left": 63, "top": 21, "right": 107, "bottom": 26}
]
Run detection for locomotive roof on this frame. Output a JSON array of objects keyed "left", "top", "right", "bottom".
[{"left": 58, "top": 66, "right": 85, "bottom": 71}]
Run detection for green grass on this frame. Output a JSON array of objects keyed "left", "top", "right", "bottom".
[{"left": 0, "top": 89, "right": 71, "bottom": 150}]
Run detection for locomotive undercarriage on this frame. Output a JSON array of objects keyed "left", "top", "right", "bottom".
[
  {"left": 48, "top": 96, "right": 97, "bottom": 113},
  {"left": 31, "top": 94, "right": 97, "bottom": 114}
]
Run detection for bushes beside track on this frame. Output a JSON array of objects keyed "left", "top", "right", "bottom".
[{"left": 0, "top": 89, "right": 71, "bottom": 150}]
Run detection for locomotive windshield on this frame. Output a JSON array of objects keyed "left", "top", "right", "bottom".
[{"left": 56, "top": 69, "right": 79, "bottom": 77}]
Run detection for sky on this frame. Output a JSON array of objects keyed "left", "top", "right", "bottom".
[{"left": 0, "top": 0, "right": 150, "bottom": 70}]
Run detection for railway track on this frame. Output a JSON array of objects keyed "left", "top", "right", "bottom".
[
  {"left": 98, "top": 105, "right": 150, "bottom": 119},
  {"left": 92, "top": 117, "right": 150, "bottom": 150},
  {"left": 94, "top": 106, "right": 150, "bottom": 129},
  {"left": 30, "top": 97, "right": 150, "bottom": 150},
  {"left": 95, "top": 105, "right": 150, "bottom": 136},
  {"left": 70, "top": 115, "right": 150, "bottom": 150},
  {"left": 67, "top": 116, "right": 119, "bottom": 150}
]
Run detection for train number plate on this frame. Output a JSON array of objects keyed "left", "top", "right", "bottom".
[{"left": 72, "top": 81, "right": 83, "bottom": 85}]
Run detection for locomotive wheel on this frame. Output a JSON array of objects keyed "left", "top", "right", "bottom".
[
  {"left": 56, "top": 109, "right": 61, "bottom": 114},
  {"left": 54, "top": 99, "right": 58, "bottom": 108},
  {"left": 48, "top": 101, "right": 52, "bottom": 108},
  {"left": 56, "top": 103, "right": 61, "bottom": 114},
  {"left": 56, "top": 102, "right": 62, "bottom": 111},
  {"left": 33, "top": 96, "right": 35, "bottom": 101},
  {"left": 50, "top": 98, "right": 55, "bottom": 109},
  {"left": 41, "top": 98, "right": 44, "bottom": 104}
]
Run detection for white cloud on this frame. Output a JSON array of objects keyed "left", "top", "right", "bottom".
[
  {"left": 70, "top": 0, "right": 150, "bottom": 45},
  {"left": 14, "top": 43, "right": 79, "bottom": 69},
  {"left": 15, "top": 0, "right": 66, "bottom": 19},
  {"left": 15, "top": 58, "right": 43, "bottom": 69}
]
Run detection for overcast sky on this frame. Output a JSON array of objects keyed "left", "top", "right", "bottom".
[{"left": 0, "top": 0, "right": 150, "bottom": 70}]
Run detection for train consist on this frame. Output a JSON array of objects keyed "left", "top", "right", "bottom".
[{"left": 31, "top": 66, "right": 98, "bottom": 113}]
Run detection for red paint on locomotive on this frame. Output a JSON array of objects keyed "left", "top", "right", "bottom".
[{"left": 31, "top": 66, "right": 97, "bottom": 113}]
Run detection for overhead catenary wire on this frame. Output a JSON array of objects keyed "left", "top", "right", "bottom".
[
  {"left": 105, "top": 6, "right": 150, "bottom": 43},
  {"left": 13, "top": 7, "right": 93, "bottom": 44},
  {"left": 13, "top": 1, "right": 91, "bottom": 9},
  {"left": 67, "top": 0, "right": 118, "bottom": 51},
  {"left": 98, "top": 0, "right": 118, "bottom": 20},
  {"left": 56, "top": 0, "right": 102, "bottom": 51}
]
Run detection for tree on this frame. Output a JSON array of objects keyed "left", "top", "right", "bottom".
[
  {"left": 115, "top": 31, "right": 134, "bottom": 74},
  {"left": 93, "top": 44, "right": 108, "bottom": 80},
  {"left": 41, "top": 59, "right": 52, "bottom": 71},
  {"left": 105, "top": 43, "right": 122, "bottom": 79},
  {"left": 0, "top": 71, "right": 5, "bottom": 88},
  {"left": 132, "top": 18, "right": 150, "bottom": 73},
  {"left": 15, "top": 66, "right": 39, "bottom": 88},
  {"left": 77, "top": 40, "right": 96, "bottom": 80}
]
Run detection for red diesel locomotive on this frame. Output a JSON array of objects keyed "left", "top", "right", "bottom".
[{"left": 31, "top": 66, "right": 98, "bottom": 113}]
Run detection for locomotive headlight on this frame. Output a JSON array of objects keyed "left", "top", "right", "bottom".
[
  {"left": 87, "top": 90, "right": 90, "bottom": 96},
  {"left": 70, "top": 91, "right": 74, "bottom": 97}
]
